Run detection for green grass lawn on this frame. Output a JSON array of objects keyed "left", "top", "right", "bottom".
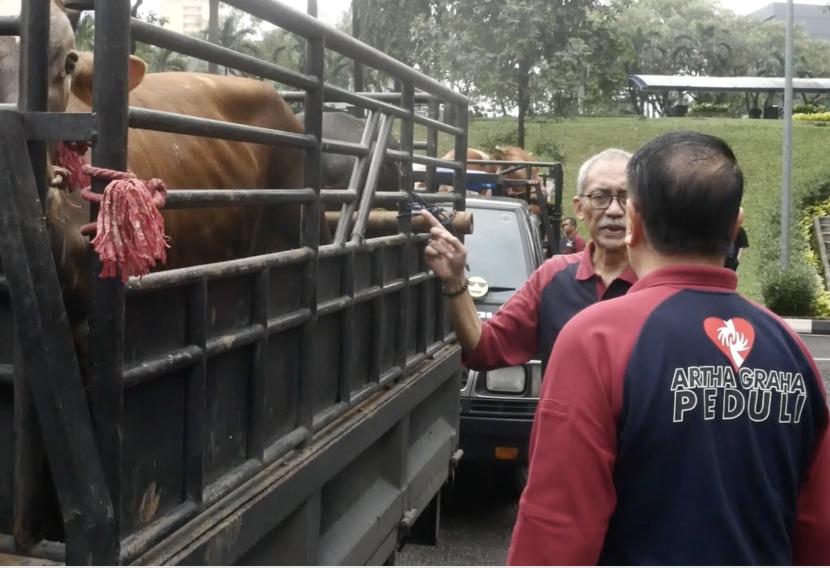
[{"left": 456, "top": 116, "right": 830, "bottom": 302}]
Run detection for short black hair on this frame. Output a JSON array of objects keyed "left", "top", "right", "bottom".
[
  {"left": 627, "top": 131, "right": 743, "bottom": 257},
  {"left": 562, "top": 216, "right": 577, "bottom": 227}
]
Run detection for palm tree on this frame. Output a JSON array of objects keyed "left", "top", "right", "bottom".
[
  {"left": 202, "top": 10, "right": 261, "bottom": 76},
  {"left": 149, "top": 48, "right": 189, "bottom": 72}
]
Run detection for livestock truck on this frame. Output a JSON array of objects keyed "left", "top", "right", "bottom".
[{"left": 0, "top": 0, "right": 469, "bottom": 563}]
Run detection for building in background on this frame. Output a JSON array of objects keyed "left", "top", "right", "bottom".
[
  {"left": 749, "top": 3, "right": 830, "bottom": 42},
  {"left": 159, "top": 0, "right": 209, "bottom": 35}
]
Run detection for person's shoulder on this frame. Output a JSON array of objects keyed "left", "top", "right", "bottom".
[
  {"left": 535, "top": 251, "right": 582, "bottom": 280},
  {"left": 563, "top": 283, "right": 677, "bottom": 339}
]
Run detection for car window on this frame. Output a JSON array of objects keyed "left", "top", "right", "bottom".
[{"left": 465, "top": 206, "right": 532, "bottom": 302}]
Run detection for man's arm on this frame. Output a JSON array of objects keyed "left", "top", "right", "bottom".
[
  {"left": 420, "top": 210, "right": 482, "bottom": 352},
  {"left": 793, "top": 417, "right": 830, "bottom": 564},
  {"left": 507, "top": 314, "right": 619, "bottom": 565},
  {"left": 420, "top": 210, "right": 549, "bottom": 370}
]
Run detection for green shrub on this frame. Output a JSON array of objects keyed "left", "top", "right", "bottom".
[
  {"left": 793, "top": 103, "right": 826, "bottom": 115},
  {"left": 761, "top": 263, "right": 819, "bottom": 317},
  {"left": 688, "top": 102, "right": 731, "bottom": 117},
  {"left": 793, "top": 112, "right": 830, "bottom": 122}
]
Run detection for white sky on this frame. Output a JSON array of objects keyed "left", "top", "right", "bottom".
[{"left": 717, "top": 0, "right": 828, "bottom": 14}]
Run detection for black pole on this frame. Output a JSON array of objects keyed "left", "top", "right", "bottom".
[
  {"left": 208, "top": 0, "right": 219, "bottom": 74},
  {"left": 352, "top": 0, "right": 364, "bottom": 117}
]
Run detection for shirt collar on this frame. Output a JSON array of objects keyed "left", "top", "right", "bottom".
[
  {"left": 629, "top": 264, "right": 738, "bottom": 294},
  {"left": 575, "top": 241, "right": 638, "bottom": 284}
]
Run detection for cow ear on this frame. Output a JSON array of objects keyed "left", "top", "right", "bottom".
[
  {"left": 69, "top": 51, "right": 95, "bottom": 107},
  {"left": 70, "top": 53, "right": 145, "bottom": 107},
  {"left": 128, "top": 55, "right": 147, "bottom": 92}
]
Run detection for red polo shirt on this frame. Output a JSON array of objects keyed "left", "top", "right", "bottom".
[{"left": 463, "top": 243, "right": 637, "bottom": 371}]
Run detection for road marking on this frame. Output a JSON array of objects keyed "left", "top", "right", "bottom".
[{"left": 813, "top": 358, "right": 830, "bottom": 362}]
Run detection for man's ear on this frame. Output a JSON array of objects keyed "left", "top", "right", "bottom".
[
  {"left": 625, "top": 199, "right": 645, "bottom": 247},
  {"left": 573, "top": 195, "right": 584, "bottom": 220},
  {"left": 731, "top": 207, "right": 745, "bottom": 241}
]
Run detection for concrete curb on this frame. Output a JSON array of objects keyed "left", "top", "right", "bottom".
[{"left": 783, "top": 318, "right": 830, "bottom": 335}]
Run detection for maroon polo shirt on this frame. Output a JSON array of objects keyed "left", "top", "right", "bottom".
[{"left": 463, "top": 242, "right": 637, "bottom": 371}]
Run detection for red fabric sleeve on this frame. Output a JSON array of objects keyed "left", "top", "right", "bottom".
[
  {"left": 574, "top": 235, "right": 586, "bottom": 252},
  {"left": 507, "top": 287, "right": 675, "bottom": 565},
  {"left": 462, "top": 255, "right": 574, "bottom": 371},
  {"left": 794, "top": 414, "right": 830, "bottom": 565},
  {"left": 506, "top": 308, "right": 621, "bottom": 564},
  {"left": 791, "top": 331, "right": 830, "bottom": 564}
]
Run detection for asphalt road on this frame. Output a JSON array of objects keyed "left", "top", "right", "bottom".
[{"left": 397, "top": 332, "right": 830, "bottom": 566}]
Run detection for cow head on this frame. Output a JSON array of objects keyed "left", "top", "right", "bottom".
[{"left": 0, "top": 0, "right": 79, "bottom": 111}]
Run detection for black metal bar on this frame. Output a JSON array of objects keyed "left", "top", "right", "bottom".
[
  {"left": 20, "top": 112, "right": 97, "bottom": 141},
  {"left": 312, "top": 401, "right": 348, "bottom": 433},
  {"left": 321, "top": 138, "right": 368, "bottom": 156},
  {"left": 207, "top": 0, "right": 219, "bottom": 74},
  {"left": 185, "top": 279, "right": 207, "bottom": 503},
  {"left": 351, "top": 113, "right": 393, "bottom": 241},
  {"left": 281, "top": 91, "right": 440, "bottom": 103},
  {"left": 334, "top": 111, "right": 378, "bottom": 245},
  {"left": 373, "top": 191, "right": 462, "bottom": 204},
  {"left": 425, "top": 100, "right": 439, "bottom": 192},
  {"left": 222, "top": 0, "right": 467, "bottom": 105},
  {"left": 249, "top": 269, "right": 269, "bottom": 462},
  {"left": 129, "top": 107, "right": 316, "bottom": 147},
  {"left": 322, "top": 84, "right": 410, "bottom": 118},
  {"left": 164, "top": 189, "right": 316, "bottom": 209},
  {"left": 412, "top": 113, "right": 464, "bottom": 137},
  {"left": 119, "top": 501, "right": 200, "bottom": 565},
  {"left": 125, "top": 248, "right": 313, "bottom": 291},
  {"left": 87, "top": 0, "right": 132, "bottom": 553},
  {"left": 0, "top": 363, "right": 11, "bottom": 384},
  {"left": 552, "top": 163, "right": 564, "bottom": 252},
  {"left": 370, "top": 246, "right": 384, "bottom": 384},
  {"left": 298, "top": 26, "right": 324, "bottom": 441},
  {"left": 397, "top": 81, "right": 415, "bottom": 376},
  {"left": 468, "top": 159, "right": 561, "bottom": 168},
  {"left": 338, "top": 249, "right": 354, "bottom": 405},
  {"left": 131, "top": 19, "right": 318, "bottom": 91},
  {"left": 321, "top": 189, "right": 358, "bottom": 205},
  {"left": 0, "top": 112, "right": 117, "bottom": 564},
  {"left": 18, "top": 0, "right": 49, "bottom": 204},
  {"left": 122, "top": 345, "right": 203, "bottom": 387},
  {"left": 452, "top": 102, "right": 468, "bottom": 214},
  {"left": 0, "top": 16, "right": 18, "bottom": 36},
  {"left": 413, "top": 155, "right": 463, "bottom": 170},
  {"left": 534, "top": 182, "right": 556, "bottom": 257}
]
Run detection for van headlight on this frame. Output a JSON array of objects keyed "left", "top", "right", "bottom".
[{"left": 485, "top": 366, "right": 526, "bottom": 394}]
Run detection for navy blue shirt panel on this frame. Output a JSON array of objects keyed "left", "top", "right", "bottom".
[
  {"left": 538, "top": 263, "right": 632, "bottom": 369},
  {"left": 599, "top": 289, "right": 826, "bottom": 565}
]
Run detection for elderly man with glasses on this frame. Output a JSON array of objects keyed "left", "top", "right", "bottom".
[{"left": 420, "top": 148, "right": 636, "bottom": 372}]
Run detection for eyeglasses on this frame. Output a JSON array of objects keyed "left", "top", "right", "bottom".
[{"left": 580, "top": 191, "right": 627, "bottom": 210}]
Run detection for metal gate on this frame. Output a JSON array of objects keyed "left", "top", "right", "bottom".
[{"left": 0, "top": 0, "right": 469, "bottom": 563}]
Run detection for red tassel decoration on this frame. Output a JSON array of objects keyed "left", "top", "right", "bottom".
[{"left": 79, "top": 165, "right": 169, "bottom": 282}]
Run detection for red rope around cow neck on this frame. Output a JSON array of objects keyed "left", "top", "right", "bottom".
[{"left": 79, "top": 164, "right": 169, "bottom": 282}]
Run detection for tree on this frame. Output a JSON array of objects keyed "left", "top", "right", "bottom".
[{"left": 201, "top": 9, "right": 260, "bottom": 75}]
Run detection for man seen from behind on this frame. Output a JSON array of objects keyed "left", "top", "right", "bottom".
[{"left": 507, "top": 131, "right": 830, "bottom": 565}]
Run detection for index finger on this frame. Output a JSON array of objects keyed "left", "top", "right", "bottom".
[{"left": 416, "top": 209, "right": 445, "bottom": 230}]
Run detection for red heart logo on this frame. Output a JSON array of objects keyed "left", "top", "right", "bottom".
[{"left": 703, "top": 317, "right": 756, "bottom": 369}]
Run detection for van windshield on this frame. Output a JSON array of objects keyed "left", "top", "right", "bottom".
[{"left": 464, "top": 206, "right": 532, "bottom": 302}]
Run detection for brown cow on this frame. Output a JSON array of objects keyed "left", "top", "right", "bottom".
[
  {"left": 436, "top": 147, "right": 496, "bottom": 195},
  {"left": 1, "top": 1, "right": 325, "bottom": 364}
]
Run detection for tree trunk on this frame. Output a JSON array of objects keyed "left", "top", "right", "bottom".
[{"left": 517, "top": 58, "right": 531, "bottom": 148}]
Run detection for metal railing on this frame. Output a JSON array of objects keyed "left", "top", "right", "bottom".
[{"left": 0, "top": 0, "right": 469, "bottom": 563}]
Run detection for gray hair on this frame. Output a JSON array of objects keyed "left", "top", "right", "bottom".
[{"left": 576, "top": 148, "right": 632, "bottom": 196}]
